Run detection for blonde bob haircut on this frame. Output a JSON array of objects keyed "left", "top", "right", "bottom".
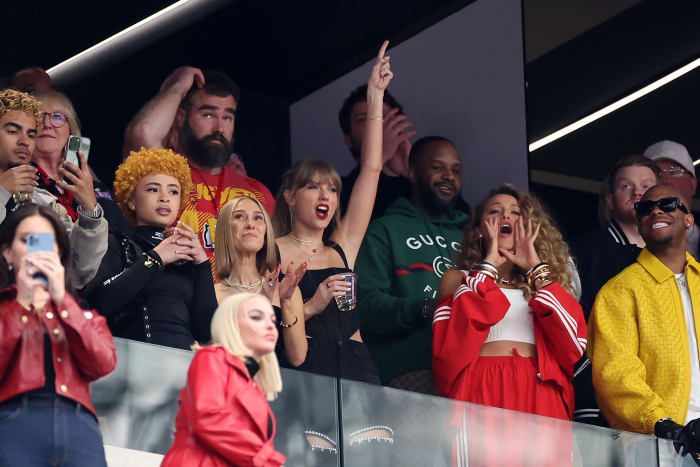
[
  {"left": 34, "top": 89, "right": 81, "bottom": 138},
  {"left": 456, "top": 184, "right": 575, "bottom": 300},
  {"left": 207, "top": 293, "right": 282, "bottom": 400},
  {"left": 215, "top": 196, "right": 277, "bottom": 280},
  {"left": 0, "top": 89, "right": 42, "bottom": 130},
  {"left": 272, "top": 158, "right": 342, "bottom": 242},
  {"left": 114, "top": 148, "right": 192, "bottom": 225}
]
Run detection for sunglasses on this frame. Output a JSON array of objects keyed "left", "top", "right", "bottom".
[{"left": 634, "top": 197, "right": 689, "bottom": 217}]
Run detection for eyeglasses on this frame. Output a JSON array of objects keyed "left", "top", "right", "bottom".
[
  {"left": 41, "top": 112, "right": 68, "bottom": 128},
  {"left": 634, "top": 197, "right": 689, "bottom": 217},
  {"left": 661, "top": 166, "right": 691, "bottom": 178}
]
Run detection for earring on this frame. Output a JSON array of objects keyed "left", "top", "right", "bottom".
[{"left": 7, "top": 263, "right": 12, "bottom": 271}]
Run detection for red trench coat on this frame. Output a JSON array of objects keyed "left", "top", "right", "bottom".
[{"left": 162, "top": 346, "right": 286, "bottom": 467}]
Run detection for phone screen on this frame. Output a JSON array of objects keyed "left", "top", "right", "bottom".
[
  {"left": 27, "top": 233, "right": 54, "bottom": 254},
  {"left": 26, "top": 233, "right": 54, "bottom": 284}
]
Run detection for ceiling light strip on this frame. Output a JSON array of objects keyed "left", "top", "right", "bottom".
[
  {"left": 529, "top": 56, "right": 700, "bottom": 153},
  {"left": 46, "top": 0, "right": 196, "bottom": 76}
]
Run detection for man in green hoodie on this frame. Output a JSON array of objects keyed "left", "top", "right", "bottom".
[{"left": 356, "top": 135, "right": 468, "bottom": 394}]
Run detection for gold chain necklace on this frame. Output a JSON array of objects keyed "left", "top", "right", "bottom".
[
  {"left": 221, "top": 276, "right": 263, "bottom": 294},
  {"left": 289, "top": 233, "right": 323, "bottom": 262}
]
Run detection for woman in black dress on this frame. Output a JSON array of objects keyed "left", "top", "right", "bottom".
[
  {"left": 85, "top": 148, "right": 217, "bottom": 350},
  {"left": 272, "top": 42, "right": 393, "bottom": 383}
]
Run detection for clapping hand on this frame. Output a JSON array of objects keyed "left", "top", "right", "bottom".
[
  {"left": 498, "top": 217, "right": 541, "bottom": 271},
  {"left": 170, "top": 222, "right": 208, "bottom": 264},
  {"left": 261, "top": 262, "right": 307, "bottom": 302}
]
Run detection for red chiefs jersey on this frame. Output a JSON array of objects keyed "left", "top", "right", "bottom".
[{"left": 177, "top": 165, "right": 275, "bottom": 278}]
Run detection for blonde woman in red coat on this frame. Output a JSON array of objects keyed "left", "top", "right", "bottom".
[{"left": 162, "top": 293, "right": 285, "bottom": 467}]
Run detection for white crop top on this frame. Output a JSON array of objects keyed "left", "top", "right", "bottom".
[{"left": 484, "top": 287, "right": 535, "bottom": 345}]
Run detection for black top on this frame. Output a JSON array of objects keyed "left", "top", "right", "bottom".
[
  {"left": 570, "top": 219, "right": 642, "bottom": 427},
  {"left": 85, "top": 226, "right": 217, "bottom": 350},
  {"left": 31, "top": 333, "right": 56, "bottom": 395},
  {"left": 572, "top": 219, "right": 641, "bottom": 319},
  {"left": 280, "top": 243, "right": 357, "bottom": 340},
  {"left": 244, "top": 358, "right": 272, "bottom": 438},
  {"left": 340, "top": 166, "right": 411, "bottom": 221}
]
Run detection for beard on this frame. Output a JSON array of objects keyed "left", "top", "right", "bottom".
[
  {"left": 179, "top": 120, "right": 233, "bottom": 170},
  {"left": 417, "top": 180, "right": 458, "bottom": 215}
]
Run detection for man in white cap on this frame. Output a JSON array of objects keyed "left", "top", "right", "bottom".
[{"left": 645, "top": 140, "right": 699, "bottom": 259}]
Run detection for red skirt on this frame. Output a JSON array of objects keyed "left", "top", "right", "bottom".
[{"left": 451, "top": 351, "right": 573, "bottom": 467}]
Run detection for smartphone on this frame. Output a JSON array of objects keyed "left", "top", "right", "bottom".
[
  {"left": 65, "top": 135, "right": 90, "bottom": 169},
  {"left": 26, "top": 233, "right": 54, "bottom": 284}
]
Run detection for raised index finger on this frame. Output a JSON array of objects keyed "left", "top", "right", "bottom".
[{"left": 377, "top": 40, "right": 389, "bottom": 61}]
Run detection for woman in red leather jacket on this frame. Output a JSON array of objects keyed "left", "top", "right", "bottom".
[
  {"left": 433, "top": 185, "right": 586, "bottom": 466},
  {"left": 162, "top": 292, "right": 286, "bottom": 467},
  {"left": 0, "top": 205, "right": 117, "bottom": 467}
]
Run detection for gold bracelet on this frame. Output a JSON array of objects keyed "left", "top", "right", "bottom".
[
  {"left": 279, "top": 315, "right": 299, "bottom": 328},
  {"left": 367, "top": 115, "right": 383, "bottom": 121}
]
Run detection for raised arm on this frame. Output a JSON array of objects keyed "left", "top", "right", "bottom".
[
  {"left": 335, "top": 41, "right": 393, "bottom": 267},
  {"left": 122, "top": 66, "right": 204, "bottom": 155}
]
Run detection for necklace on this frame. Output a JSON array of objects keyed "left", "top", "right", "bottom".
[
  {"left": 189, "top": 167, "right": 226, "bottom": 216},
  {"left": 496, "top": 277, "right": 514, "bottom": 286},
  {"left": 289, "top": 233, "right": 323, "bottom": 262},
  {"left": 676, "top": 272, "right": 689, "bottom": 293},
  {"left": 222, "top": 276, "right": 264, "bottom": 293}
]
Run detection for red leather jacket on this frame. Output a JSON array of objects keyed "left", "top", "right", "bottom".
[
  {"left": 432, "top": 272, "right": 587, "bottom": 419},
  {"left": 0, "top": 287, "right": 117, "bottom": 416},
  {"left": 162, "top": 346, "right": 286, "bottom": 467}
]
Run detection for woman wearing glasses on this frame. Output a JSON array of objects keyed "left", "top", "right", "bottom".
[{"left": 32, "top": 90, "right": 131, "bottom": 235}]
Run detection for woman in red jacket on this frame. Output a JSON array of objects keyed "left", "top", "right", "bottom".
[
  {"left": 0, "top": 205, "right": 117, "bottom": 467},
  {"left": 162, "top": 292, "right": 286, "bottom": 467},
  {"left": 433, "top": 185, "right": 585, "bottom": 466}
]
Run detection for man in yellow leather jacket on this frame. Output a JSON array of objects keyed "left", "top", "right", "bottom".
[{"left": 589, "top": 185, "right": 700, "bottom": 462}]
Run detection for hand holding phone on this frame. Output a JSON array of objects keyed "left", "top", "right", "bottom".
[{"left": 65, "top": 135, "right": 90, "bottom": 169}]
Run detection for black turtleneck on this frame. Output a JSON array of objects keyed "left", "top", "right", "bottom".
[{"left": 244, "top": 358, "right": 272, "bottom": 438}]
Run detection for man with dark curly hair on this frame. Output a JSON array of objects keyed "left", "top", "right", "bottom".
[{"left": 0, "top": 88, "right": 41, "bottom": 216}]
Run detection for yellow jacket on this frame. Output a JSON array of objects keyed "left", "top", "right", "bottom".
[{"left": 588, "top": 249, "right": 700, "bottom": 434}]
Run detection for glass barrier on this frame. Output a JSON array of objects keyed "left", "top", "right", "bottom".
[
  {"left": 91, "top": 338, "right": 661, "bottom": 467},
  {"left": 91, "top": 338, "right": 193, "bottom": 454},
  {"left": 340, "top": 379, "right": 658, "bottom": 467},
  {"left": 91, "top": 337, "right": 340, "bottom": 466},
  {"left": 657, "top": 438, "right": 700, "bottom": 467}
]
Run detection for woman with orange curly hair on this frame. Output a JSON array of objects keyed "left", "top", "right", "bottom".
[
  {"left": 432, "top": 185, "right": 585, "bottom": 465},
  {"left": 84, "top": 148, "right": 217, "bottom": 349}
]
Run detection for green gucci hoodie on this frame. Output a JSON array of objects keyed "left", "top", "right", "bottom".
[{"left": 355, "top": 197, "right": 468, "bottom": 384}]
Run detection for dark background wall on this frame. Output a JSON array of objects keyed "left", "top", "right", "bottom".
[
  {"left": 290, "top": 0, "right": 529, "bottom": 206},
  {"left": 525, "top": 0, "right": 700, "bottom": 241}
]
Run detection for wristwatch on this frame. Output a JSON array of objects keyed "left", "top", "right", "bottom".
[{"left": 77, "top": 203, "right": 103, "bottom": 219}]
